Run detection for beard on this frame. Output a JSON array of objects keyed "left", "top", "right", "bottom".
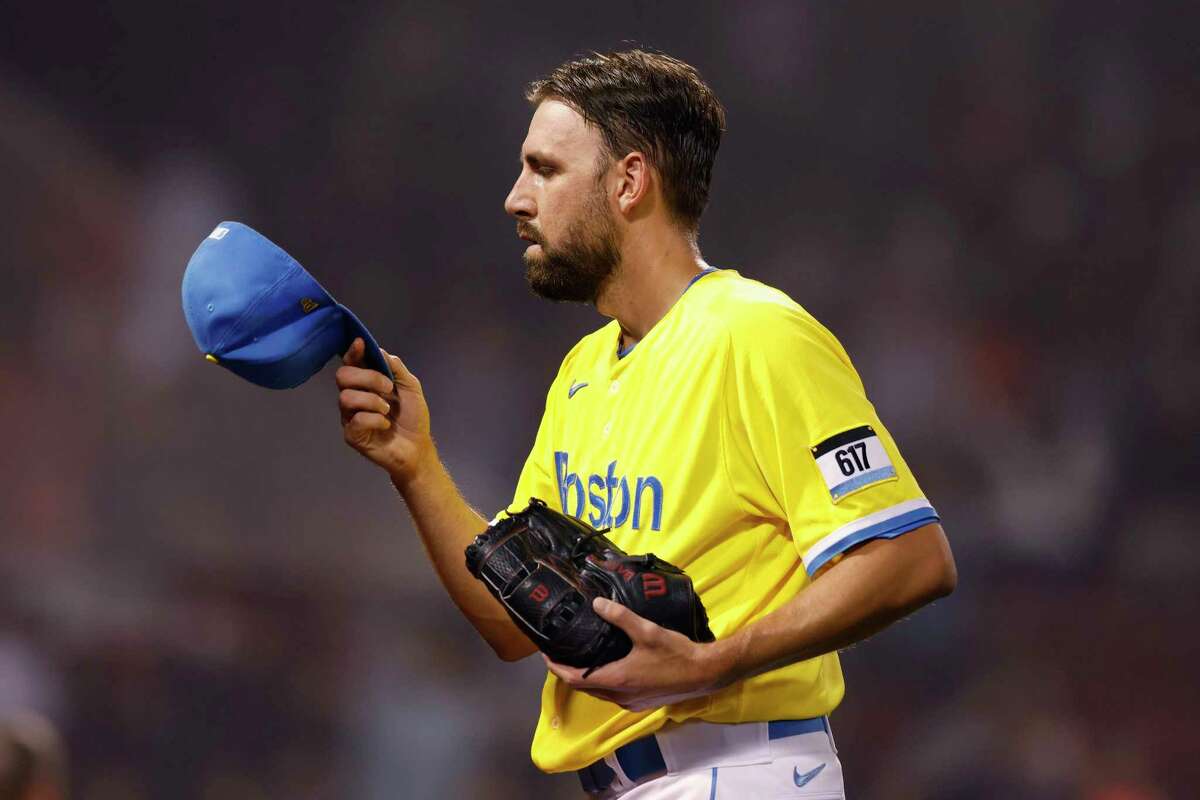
[{"left": 522, "top": 189, "right": 621, "bottom": 304}]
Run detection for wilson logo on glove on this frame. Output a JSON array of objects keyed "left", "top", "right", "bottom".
[
  {"left": 465, "top": 498, "right": 714, "bottom": 673},
  {"left": 642, "top": 573, "right": 667, "bottom": 598}
]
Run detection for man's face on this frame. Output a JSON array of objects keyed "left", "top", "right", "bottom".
[{"left": 504, "top": 100, "right": 621, "bottom": 303}]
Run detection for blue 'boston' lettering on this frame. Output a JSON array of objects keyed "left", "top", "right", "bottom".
[
  {"left": 555, "top": 451, "right": 584, "bottom": 517},
  {"left": 587, "top": 474, "right": 607, "bottom": 528},
  {"left": 606, "top": 461, "right": 631, "bottom": 528},
  {"left": 554, "top": 451, "right": 663, "bottom": 532},
  {"left": 633, "top": 476, "right": 664, "bottom": 531}
]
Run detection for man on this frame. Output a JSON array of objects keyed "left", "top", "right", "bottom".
[{"left": 336, "top": 50, "right": 956, "bottom": 798}]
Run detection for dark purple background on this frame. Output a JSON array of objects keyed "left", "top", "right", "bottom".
[{"left": 1, "top": 2, "right": 1196, "bottom": 797}]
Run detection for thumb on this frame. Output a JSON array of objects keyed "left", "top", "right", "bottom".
[
  {"left": 593, "top": 597, "right": 655, "bottom": 639},
  {"left": 342, "top": 337, "right": 365, "bottom": 366}
]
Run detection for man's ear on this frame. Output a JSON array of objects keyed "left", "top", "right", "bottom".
[{"left": 614, "top": 152, "right": 651, "bottom": 216}]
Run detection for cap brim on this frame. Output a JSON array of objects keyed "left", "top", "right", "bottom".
[
  {"left": 215, "top": 304, "right": 347, "bottom": 389},
  {"left": 338, "top": 303, "right": 394, "bottom": 381}
]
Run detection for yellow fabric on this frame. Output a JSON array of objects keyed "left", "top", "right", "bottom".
[{"left": 506, "top": 269, "right": 936, "bottom": 773}]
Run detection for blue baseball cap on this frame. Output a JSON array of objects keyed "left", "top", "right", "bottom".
[{"left": 181, "top": 221, "right": 394, "bottom": 389}]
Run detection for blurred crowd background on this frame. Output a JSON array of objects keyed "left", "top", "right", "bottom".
[{"left": 2, "top": 1, "right": 1197, "bottom": 798}]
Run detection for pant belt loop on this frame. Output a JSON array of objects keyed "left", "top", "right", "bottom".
[{"left": 823, "top": 715, "right": 838, "bottom": 754}]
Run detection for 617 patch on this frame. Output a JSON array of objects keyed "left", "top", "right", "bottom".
[{"left": 811, "top": 425, "right": 897, "bottom": 502}]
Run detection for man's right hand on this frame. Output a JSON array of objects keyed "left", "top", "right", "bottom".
[
  {"left": 336, "top": 338, "right": 536, "bottom": 662},
  {"left": 336, "top": 337, "right": 433, "bottom": 485}
]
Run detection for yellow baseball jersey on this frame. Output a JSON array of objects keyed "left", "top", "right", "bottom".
[{"left": 504, "top": 268, "right": 939, "bottom": 773}]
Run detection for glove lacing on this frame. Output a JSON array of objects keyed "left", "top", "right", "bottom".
[
  {"left": 567, "top": 526, "right": 612, "bottom": 564},
  {"left": 566, "top": 526, "right": 617, "bottom": 678}
]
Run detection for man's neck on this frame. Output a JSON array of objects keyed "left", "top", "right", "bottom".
[{"left": 596, "top": 228, "right": 706, "bottom": 348}]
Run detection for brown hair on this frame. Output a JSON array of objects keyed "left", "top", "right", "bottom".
[{"left": 526, "top": 49, "right": 726, "bottom": 233}]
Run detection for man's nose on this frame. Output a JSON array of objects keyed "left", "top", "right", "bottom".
[{"left": 504, "top": 174, "right": 535, "bottom": 219}]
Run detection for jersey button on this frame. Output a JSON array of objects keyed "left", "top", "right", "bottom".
[
  {"left": 609, "top": 380, "right": 620, "bottom": 394},
  {"left": 603, "top": 422, "right": 612, "bottom": 436},
  {"left": 550, "top": 716, "right": 561, "bottom": 729}
]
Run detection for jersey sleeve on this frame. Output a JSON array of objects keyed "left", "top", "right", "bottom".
[{"left": 721, "top": 300, "right": 939, "bottom": 577}]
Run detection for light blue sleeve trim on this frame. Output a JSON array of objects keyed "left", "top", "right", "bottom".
[{"left": 805, "top": 507, "right": 940, "bottom": 576}]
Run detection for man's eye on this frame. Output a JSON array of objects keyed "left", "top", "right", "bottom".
[{"left": 537, "top": 166, "right": 555, "bottom": 177}]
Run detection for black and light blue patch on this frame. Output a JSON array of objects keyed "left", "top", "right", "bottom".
[{"left": 810, "top": 425, "right": 897, "bottom": 502}]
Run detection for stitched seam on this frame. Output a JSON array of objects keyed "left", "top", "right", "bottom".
[
  {"left": 717, "top": 325, "right": 757, "bottom": 517},
  {"left": 277, "top": 308, "right": 343, "bottom": 361},
  {"left": 212, "top": 261, "right": 301, "bottom": 353},
  {"left": 716, "top": 323, "right": 769, "bottom": 721}
]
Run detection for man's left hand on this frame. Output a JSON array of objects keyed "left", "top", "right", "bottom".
[{"left": 543, "top": 597, "right": 729, "bottom": 712}]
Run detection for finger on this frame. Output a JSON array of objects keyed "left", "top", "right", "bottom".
[
  {"left": 543, "top": 656, "right": 602, "bottom": 688},
  {"left": 581, "top": 689, "right": 625, "bottom": 705},
  {"left": 593, "top": 597, "right": 658, "bottom": 640},
  {"left": 542, "top": 655, "right": 585, "bottom": 683},
  {"left": 335, "top": 364, "right": 395, "bottom": 396},
  {"left": 347, "top": 411, "right": 391, "bottom": 432},
  {"left": 381, "top": 349, "right": 420, "bottom": 389},
  {"left": 339, "top": 388, "right": 390, "bottom": 419},
  {"left": 342, "top": 337, "right": 366, "bottom": 366},
  {"left": 623, "top": 698, "right": 662, "bottom": 712},
  {"left": 543, "top": 655, "right": 628, "bottom": 691}
]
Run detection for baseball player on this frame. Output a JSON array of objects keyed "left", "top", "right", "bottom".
[{"left": 336, "top": 50, "right": 956, "bottom": 798}]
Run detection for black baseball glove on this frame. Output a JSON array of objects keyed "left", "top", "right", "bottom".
[{"left": 465, "top": 498, "right": 715, "bottom": 673}]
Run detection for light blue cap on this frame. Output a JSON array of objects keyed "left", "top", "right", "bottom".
[{"left": 181, "top": 222, "right": 393, "bottom": 389}]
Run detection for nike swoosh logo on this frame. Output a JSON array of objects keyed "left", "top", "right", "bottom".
[
  {"left": 567, "top": 381, "right": 589, "bottom": 398},
  {"left": 793, "top": 763, "right": 826, "bottom": 788}
]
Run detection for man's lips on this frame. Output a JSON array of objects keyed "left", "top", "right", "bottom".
[{"left": 517, "top": 227, "right": 541, "bottom": 244}]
